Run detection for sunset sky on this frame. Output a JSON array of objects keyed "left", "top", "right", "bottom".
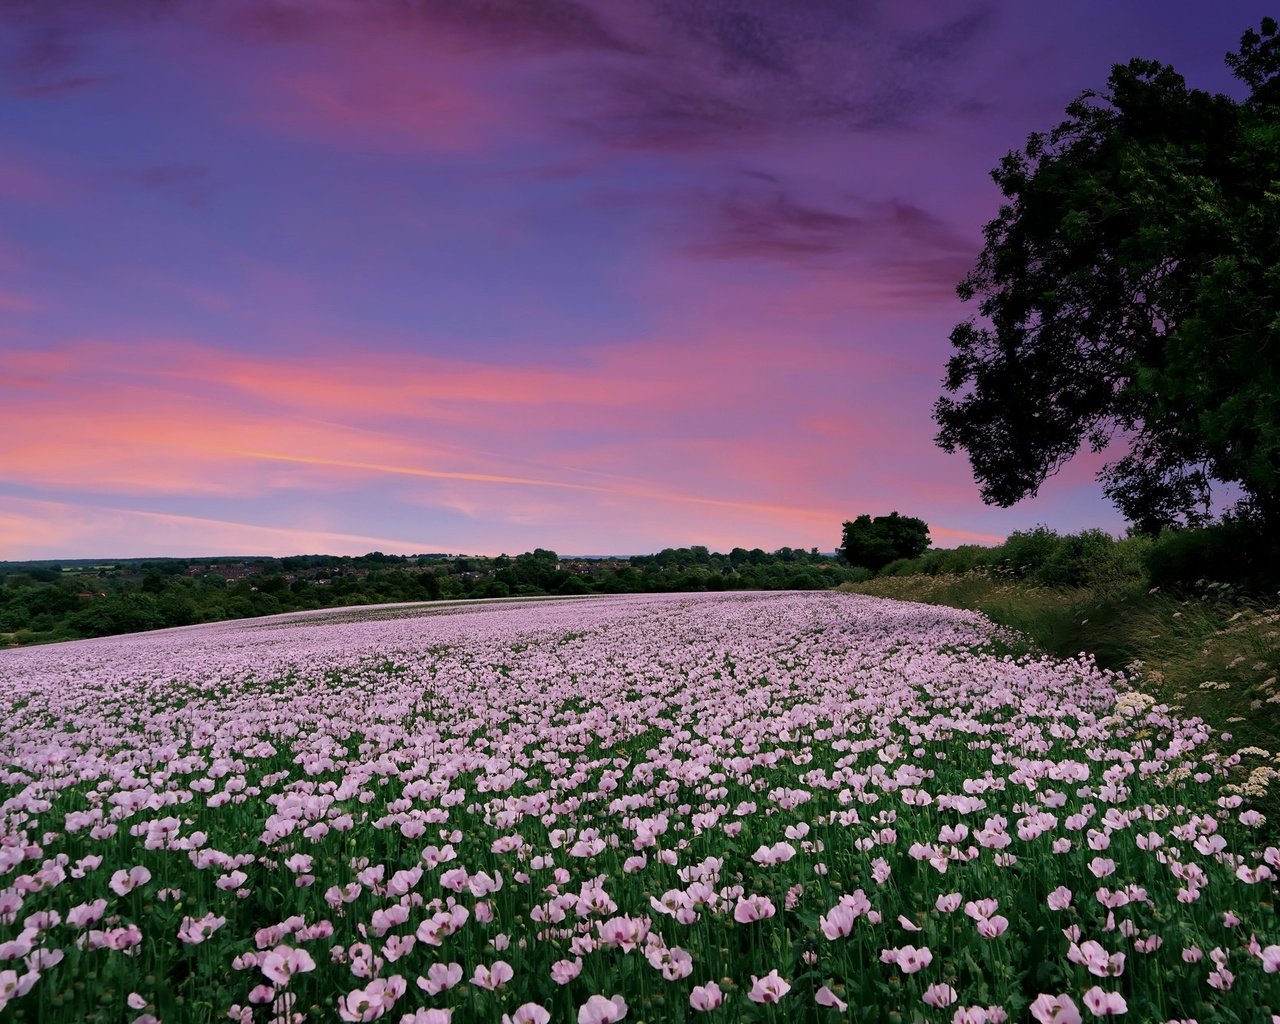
[{"left": 0, "top": 1, "right": 1266, "bottom": 559}]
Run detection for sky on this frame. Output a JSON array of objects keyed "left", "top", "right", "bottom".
[{"left": 0, "top": 0, "right": 1269, "bottom": 559}]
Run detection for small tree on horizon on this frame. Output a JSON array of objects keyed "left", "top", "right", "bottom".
[{"left": 839, "top": 513, "right": 931, "bottom": 572}]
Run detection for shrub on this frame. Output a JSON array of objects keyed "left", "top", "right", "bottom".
[
  {"left": 1145, "top": 518, "right": 1280, "bottom": 592},
  {"left": 998, "top": 527, "right": 1061, "bottom": 577},
  {"left": 1036, "top": 529, "right": 1122, "bottom": 589},
  {"left": 919, "top": 545, "right": 995, "bottom": 576},
  {"left": 1091, "top": 534, "right": 1152, "bottom": 593}
]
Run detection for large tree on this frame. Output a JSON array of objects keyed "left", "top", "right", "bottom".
[{"left": 935, "top": 18, "right": 1280, "bottom": 534}]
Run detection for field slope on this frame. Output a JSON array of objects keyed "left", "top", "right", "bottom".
[{"left": 0, "top": 592, "right": 1275, "bottom": 1023}]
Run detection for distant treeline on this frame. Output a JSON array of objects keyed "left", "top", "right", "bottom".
[{"left": 0, "top": 546, "right": 863, "bottom": 646}]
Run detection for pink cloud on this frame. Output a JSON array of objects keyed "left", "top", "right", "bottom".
[
  {"left": 185, "top": 13, "right": 540, "bottom": 156},
  {"left": 0, "top": 290, "right": 38, "bottom": 313},
  {"left": 0, "top": 151, "right": 59, "bottom": 202},
  {"left": 2, "top": 334, "right": 999, "bottom": 552},
  {"left": 0, "top": 496, "right": 437, "bottom": 560}
]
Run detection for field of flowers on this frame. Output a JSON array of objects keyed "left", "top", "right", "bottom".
[{"left": 0, "top": 591, "right": 1276, "bottom": 1024}]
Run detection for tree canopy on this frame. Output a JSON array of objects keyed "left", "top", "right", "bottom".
[
  {"left": 839, "top": 513, "right": 931, "bottom": 572},
  {"left": 935, "top": 18, "right": 1280, "bottom": 534},
  {"left": 0, "top": 547, "right": 864, "bottom": 646}
]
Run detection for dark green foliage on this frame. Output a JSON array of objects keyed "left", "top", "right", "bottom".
[
  {"left": 839, "top": 516, "right": 895, "bottom": 572},
  {"left": 865, "top": 528, "right": 1149, "bottom": 593},
  {"left": 998, "top": 527, "right": 1063, "bottom": 578},
  {"left": 1038, "top": 529, "right": 1129, "bottom": 589},
  {"left": 0, "top": 546, "right": 862, "bottom": 646},
  {"left": 1146, "top": 516, "right": 1280, "bottom": 591},
  {"left": 880, "top": 549, "right": 981, "bottom": 578},
  {"left": 68, "top": 593, "right": 168, "bottom": 638},
  {"left": 839, "top": 513, "right": 931, "bottom": 572},
  {"left": 840, "top": 565, "right": 873, "bottom": 584},
  {"left": 937, "top": 19, "right": 1280, "bottom": 534}
]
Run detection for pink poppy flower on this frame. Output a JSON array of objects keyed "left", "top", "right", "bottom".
[
  {"left": 1082, "top": 988, "right": 1127, "bottom": 1015},
  {"left": 690, "top": 982, "right": 723, "bottom": 1011},
  {"left": 1069, "top": 940, "right": 1125, "bottom": 978},
  {"left": 976, "top": 915, "right": 1009, "bottom": 939},
  {"left": 468, "top": 870, "right": 503, "bottom": 897},
  {"left": 260, "top": 945, "right": 316, "bottom": 986},
  {"left": 578, "top": 995, "right": 627, "bottom": 1024},
  {"left": 416, "top": 906, "right": 469, "bottom": 946},
  {"left": 109, "top": 866, "right": 151, "bottom": 896},
  {"left": 923, "top": 984, "right": 958, "bottom": 1008},
  {"left": 749, "top": 970, "right": 791, "bottom": 1003},
  {"left": 551, "top": 958, "right": 583, "bottom": 985},
  {"left": 820, "top": 903, "right": 856, "bottom": 940},
  {"left": 1088, "top": 858, "right": 1116, "bottom": 879},
  {"left": 734, "top": 895, "right": 776, "bottom": 923},
  {"left": 1046, "top": 887, "right": 1072, "bottom": 911},
  {"left": 66, "top": 899, "right": 107, "bottom": 928},
  {"left": 336, "top": 976, "right": 406, "bottom": 1023},
  {"left": 402, "top": 1011, "right": 452, "bottom": 1024},
  {"left": 416, "top": 962, "right": 462, "bottom": 996},
  {"left": 1029, "top": 995, "right": 1080, "bottom": 1024},
  {"left": 935, "top": 893, "right": 962, "bottom": 913},
  {"left": 1207, "top": 968, "right": 1234, "bottom": 991},
  {"left": 751, "top": 842, "right": 796, "bottom": 866},
  {"left": 471, "top": 961, "right": 514, "bottom": 991},
  {"left": 597, "top": 915, "right": 649, "bottom": 952},
  {"left": 647, "top": 945, "right": 693, "bottom": 981},
  {"left": 215, "top": 870, "right": 247, "bottom": 892},
  {"left": 503, "top": 1004, "right": 550, "bottom": 1024},
  {"left": 881, "top": 945, "right": 933, "bottom": 974},
  {"left": 176, "top": 913, "right": 225, "bottom": 945},
  {"left": 816, "top": 986, "right": 848, "bottom": 1012},
  {"left": 383, "top": 934, "right": 416, "bottom": 962}
]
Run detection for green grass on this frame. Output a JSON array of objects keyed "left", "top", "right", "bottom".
[{"left": 841, "top": 570, "right": 1280, "bottom": 823}]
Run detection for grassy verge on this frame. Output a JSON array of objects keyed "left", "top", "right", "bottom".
[{"left": 840, "top": 571, "right": 1280, "bottom": 820}]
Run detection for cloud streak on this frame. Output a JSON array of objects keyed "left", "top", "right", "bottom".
[
  {"left": 232, "top": 449, "right": 838, "bottom": 522},
  {"left": 0, "top": 496, "right": 440, "bottom": 559},
  {"left": 0, "top": 335, "right": 1011, "bottom": 555}
]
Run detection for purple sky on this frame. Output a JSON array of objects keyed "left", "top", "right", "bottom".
[{"left": 0, "top": 1, "right": 1267, "bottom": 558}]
